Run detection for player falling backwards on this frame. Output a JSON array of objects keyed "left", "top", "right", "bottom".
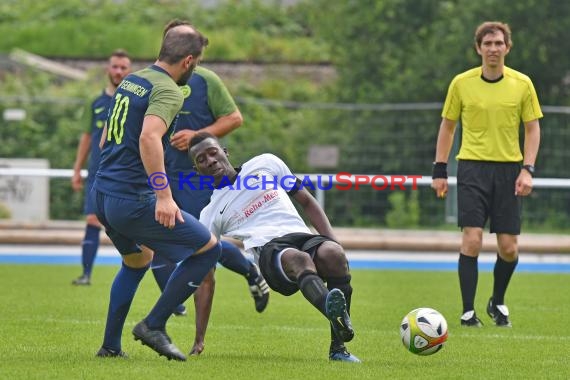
[{"left": 189, "top": 132, "right": 360, "bottom": 363}]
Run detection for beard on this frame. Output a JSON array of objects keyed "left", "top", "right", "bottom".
[
  {"left": 176, "top": 61, "right": 197, "bottom": 86},
  {"left": 109, "top": 73, "right": 123, "bottom": 87}
]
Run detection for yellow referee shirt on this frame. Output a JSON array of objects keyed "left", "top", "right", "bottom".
[{"left": 442, "top": 66, "right": 543, "bottom": 162}]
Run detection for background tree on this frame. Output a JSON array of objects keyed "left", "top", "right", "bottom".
[
  {"left": 302, "top": 0, "right": 570, "bottom": 227},
  {"left": 307, "top": 0, "right": 570, "bottom": 105},
  {"left": 2, "top": 0, "right": 570, "bottom": 228}
]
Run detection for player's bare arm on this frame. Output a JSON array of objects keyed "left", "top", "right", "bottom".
[
  {"left": 431, "top": 118, "right": 457, "bottom": 198},
  {"left": 72, "top": 132, "right": 92, "bottom": 191},
  {"left": 99, "top": 124, "right": 107, "bottom": 150},
  {"left": 140, "top": 115, "right": 183, "bottom": 228},
  {"left": 293, "top": 188, "right": 337, "bottom": 240},
  {"left": 516, "top": 119, "right": 541, "bottom": 196}
]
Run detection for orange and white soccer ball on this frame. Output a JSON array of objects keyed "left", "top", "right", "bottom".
[{"left": 400, "top": 307, "right": 448, "bottom": 355}]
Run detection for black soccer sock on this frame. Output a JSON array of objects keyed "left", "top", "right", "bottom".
[
  {"left": 458, "top": 253, "right": 478, "bottom": 313},
  {"left": 298, "top": 271, "right": 329, "bottom": 317},
  {"left": 326, "top": 275, "right": 353, "bottom": 346},
  {"left": 492, "top": 253, "right": 518, "bottom": 305}
]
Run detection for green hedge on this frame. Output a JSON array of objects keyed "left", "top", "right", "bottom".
[{"left": 0, "top": 0, "right": 329, "bottom": 62}]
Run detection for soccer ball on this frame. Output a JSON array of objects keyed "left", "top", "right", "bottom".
[{"left": 400, "top": 307, "right": 448, "bottom": 355}]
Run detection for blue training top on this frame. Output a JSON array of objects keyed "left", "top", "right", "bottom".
[{"left": 165, "top": 66, "right": 238, "bottom": 174}]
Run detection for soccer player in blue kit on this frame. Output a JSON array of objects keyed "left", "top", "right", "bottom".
[
  {"left": 71, "top": 49, "right": 131, "bottom": 286},
  {"left": 92, "top": 24, "right": 219, "bottom": 361}
]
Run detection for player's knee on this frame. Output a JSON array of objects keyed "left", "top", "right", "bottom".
[
  {"left": 197, "top": 240, "right": 222, "bottom": 266},
  {"left": 280, "top": 249, "right": 315, "bottom": 280},
  {"left": 497, "top": 235, "right": 518, "bottom": 261},
  {"left": 284, "top": 249, "right": 314, "bottom": 268},
  {"left": 123, "top": 246, "right": 154, "bottom": 268},
  {"left": 196, "top": 234, "right": 219, "bottom": 254},
  {"left": 315, "top": 242, "right": 349, "bottom": 275},
  {"left": 85, "top": 214, "right": 101, "bottom": 227},
  {"left": 462, "top": 229, "right": 483, "bottom": 255},
  {"left": 498, "top": 245, "right": 518, "bottom": 261},
  {"left": 462, "top": 243, "right": 481, "bottom": 256}
]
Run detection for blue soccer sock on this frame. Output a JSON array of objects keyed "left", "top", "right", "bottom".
[
  {"left": 150, "top": 255, "right": 177, "bottom": 292},
  {"left": 81, "top": 224, "right": 100, "bottom": 276},
  {"left": 145, "top": 242, "right": 221, "bottom": 330},
  {"left": 151, "top": 255, "right": 185, "bottom": 314},
  {"left": 101, "top": 263, "right": 148, "bottom": 352},
  {"left": 217, "top": 240, "right": 252, "bottom": 279}
]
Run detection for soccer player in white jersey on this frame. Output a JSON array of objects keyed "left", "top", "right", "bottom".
[{"left": 189, "top": 132, "right": 360, "bottom": 363}]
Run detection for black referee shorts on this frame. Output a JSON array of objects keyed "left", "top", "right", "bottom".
[{"left": 457, "top": 160, "right": 522, "bottom": 235}]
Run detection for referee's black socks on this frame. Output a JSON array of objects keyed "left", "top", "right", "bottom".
[
  {"left": 492, "top": 253, "right": 518, "bottom": 305},
  {"left": 458, "top": 253, "right": 478, "bottom": 313}
]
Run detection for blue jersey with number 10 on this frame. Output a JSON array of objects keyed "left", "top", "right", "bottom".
[{"left": 94, "top": 65, "right": 183, "bottom": 200}]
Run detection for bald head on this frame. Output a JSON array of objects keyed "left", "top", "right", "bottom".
[{"left": 163, "top": 19, "right": 194, "bottom": 37}]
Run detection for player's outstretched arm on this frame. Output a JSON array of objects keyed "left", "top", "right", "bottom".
[
  {"left": 71, "top": 132, "right": 92, "bottom": 191},
  {"left": 431, "top": 118, "right": 456, "bottom": 198},
  {"left": 293, "top": 188, "right": 337, "bottom": 241},
  {"left": 190, "top": 269, "right": 216, "bottom": 355},
  {"left": 140, "top": 115, "right": 182, "bottom": 228}
]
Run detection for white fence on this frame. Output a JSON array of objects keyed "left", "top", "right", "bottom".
[{"left": 1, "top": 166, "right": 570, "bottom": 210}]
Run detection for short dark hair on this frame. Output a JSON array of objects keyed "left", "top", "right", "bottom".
[
  {"left": 189, "top": 131, "right": 217, "bottom": 150},
  {"left": 158, "top": 24, "right": 209, "bottom": 64},
  {"left": 110, "top": 49, "right": 130, "bottom": 60},
  {"left": 474, "top": 21, "right": 512, "bottom": 48}
]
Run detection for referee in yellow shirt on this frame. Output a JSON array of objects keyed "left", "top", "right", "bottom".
[{"left": 431, "top": 21, "right": 542, "bottom": 328}]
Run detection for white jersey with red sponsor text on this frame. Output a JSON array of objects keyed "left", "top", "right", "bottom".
[{"left": 199, "top": 153, "right": 311, "bottom": 252}]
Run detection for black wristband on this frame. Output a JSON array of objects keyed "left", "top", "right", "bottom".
[{"left": 432, "top": 162, "right": 448, "bottom": 179}]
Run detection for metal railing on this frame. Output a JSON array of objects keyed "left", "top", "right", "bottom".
[{"left": 3, "top": 167, "right": 570, "bottom": 209}]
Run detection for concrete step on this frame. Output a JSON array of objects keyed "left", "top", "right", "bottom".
[{"left": 0, "top": 221, "right": 569, "bottom": 253}]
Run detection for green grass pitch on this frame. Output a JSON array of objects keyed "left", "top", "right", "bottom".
[{"left": 0, "top": 264, "right": 568, "bottom": 379}]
